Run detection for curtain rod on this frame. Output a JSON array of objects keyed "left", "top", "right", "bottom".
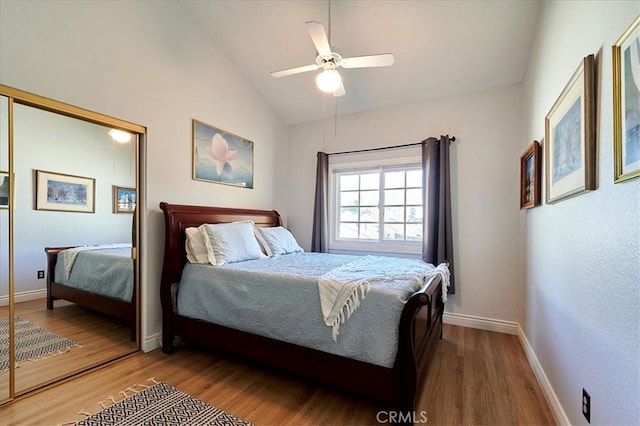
[{"left": 326, "top": 135, "right": 456, "bottom": 156}]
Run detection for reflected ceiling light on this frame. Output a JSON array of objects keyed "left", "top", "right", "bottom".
[
  {"left": 108, "top": 129, "right": 132, "bottom": 143},
  {"left": 315, "top": 68, "right": 342, "bottom": 93}
]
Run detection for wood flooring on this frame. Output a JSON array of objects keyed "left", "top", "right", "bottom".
[
  {"left": 0, "top": 324, "right": 556, "bottom": 425},
  {"left": 0, "top": 299, "right": 136, "bottom": 397}
]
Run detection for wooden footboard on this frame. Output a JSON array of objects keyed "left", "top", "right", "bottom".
[
  {"left": 159, "top": 202, "right": 444, "bottom": 416},
  {"left": 162, "top": 277, "right": 443, "bottom": 413},
  {"left": 396, "top": 274, "right": 445, "bottom": 411},
  {"left": 45, "top": 246, "right": 137, "bottom": 341}
]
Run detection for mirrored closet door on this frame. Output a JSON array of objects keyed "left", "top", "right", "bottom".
[
  {"left": 0, "top": 85, "right": 144, "bottom": 403},
  {"left": 1, "top": 94, "right": 10, "bottom": 402}
]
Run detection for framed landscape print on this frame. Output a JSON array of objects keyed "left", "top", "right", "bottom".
[
  {"left": 545, "top": 54, "right": 596, "bottom": 204},
  {"left": 520, "top": 140, "right": 541, "bottom": 209},
  {"left": 192, "top": 119, "right": 254, "bottom": 189},
  {"left": 113, "top": 185, "right": 136, "bottom": 213},
  {"left": 613, "top": 13, "right": 640, "bottom": 183},
  {"left": 0, "top": 171, "right": 8, "bottom": 209},
  {"left": 35, "top": 170, "right": 95, "bottom": 213}
]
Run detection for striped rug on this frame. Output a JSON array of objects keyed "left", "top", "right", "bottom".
[
  {"left": 0, "top": 317, "right": 80, "bottom": 371},
  {"left": 71, "top": 379, "right": 252, "bottom": 426}
]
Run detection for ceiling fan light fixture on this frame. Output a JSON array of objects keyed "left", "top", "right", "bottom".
[
  {"left": 315, "top": 68, "right": 342, "bottom": 93},
  {"left": 108, "top": 129, "right": 132, "bottom": 143}
]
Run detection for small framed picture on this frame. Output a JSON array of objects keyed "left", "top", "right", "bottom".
[
  {"left": 545, "top": 54, "right": 596, "bottom": 204},
  {"left": 520, "top": 140, "right": 542, "bottom": 209},
  {"left": 0, "top": 171, "right": 8, "bottom": 209},
  {"left": 35, "top": 170, "right": 95, "bottom": 213},
  {"left": 113, "top": 185, "right": 136, "bottom": 213},
  {"left": 612, "top": 13, "right": 640, "bottom": 183}
]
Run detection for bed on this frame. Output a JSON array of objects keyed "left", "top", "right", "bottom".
[
  {"left": 159, "top": 202, "right": 447, "bottom": 415},
  {"left": 45, "top": 244, "right": 137, "bottom": 340}
]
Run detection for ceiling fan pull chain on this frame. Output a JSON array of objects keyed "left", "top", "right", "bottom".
[
  {"left": 334, "top": 97, "right": 338, "bottom": 138},
  {"left": 322, "top": 92, "right": 327, "bottom": 148}
]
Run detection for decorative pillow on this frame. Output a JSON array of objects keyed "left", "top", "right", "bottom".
[
  {"left": 201, "top": 221, "right": 266, "bottom": 265},
  {"left": 254, "top": 226, "right": 304, "bottom": 257},
  {"left": 185, "top": 227, "right": 210, "bottom": 264}
]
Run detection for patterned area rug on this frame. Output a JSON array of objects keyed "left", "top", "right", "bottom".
[
  {"left": 71, "top": 379, "right": 252, "bottom": 426},
  {"left": 0, "top": 317, "right": 80, "bottom": 371}
]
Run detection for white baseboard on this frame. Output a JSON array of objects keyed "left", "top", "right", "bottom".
[
  {"left": 0, "top": 288, "right": 46, "bottom": 307},
  {"left": 142, "top": 332, "right": 161, "bottom": 353},
  {"left": 516, "top": 324, "right": 570, "bottom": 426},
  {"left": 443, "top": 312, "right": 518, "bottom": 335}
]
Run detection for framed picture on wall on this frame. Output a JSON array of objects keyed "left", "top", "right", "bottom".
[
  {"left": 545, "top": 54, "right": 596, "bottom": 204},
  {"left": 35, "top": 169, "right": 95, "bottom": 213},
  {"left": 192, "top": 119, "right": 254, "bottom": 189},
  {"left": 520, "top": 140, "right": 541, "bottom": 209},
  {"left": 0, "top": 171, "right": 8, "bottom": 209},
  {"left": 112, "top": 185, "right": 136, "bottom": 213},
  {"left": 613, "top": 13, "right": 640, "bottom": 183}
]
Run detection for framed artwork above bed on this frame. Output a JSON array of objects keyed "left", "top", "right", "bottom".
[
  {"left": 192, "top": 119, "right": 254, "bottom": 189},
  {"left": 35, "top": 169, "right": 95, "bottom": 213}
]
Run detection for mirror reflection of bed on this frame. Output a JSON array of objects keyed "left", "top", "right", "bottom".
[{"left": 1, "top": 100, "right": 140, "bottom": 396}]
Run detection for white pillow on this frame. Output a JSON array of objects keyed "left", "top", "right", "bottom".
[
  {"left": 254, "top": 226, "right": 304, "bottom": 257},
  {"left": 201, "top": 221, "right": 266, "bottom": 265},
  {"left": 185, "top": 227, "right": 210, "bottom": 264},
  {"left": 198, "top": 224, "right": 217, "bottom": 265}
]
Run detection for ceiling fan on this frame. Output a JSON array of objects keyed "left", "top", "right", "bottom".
[{"left": 270, "top": 20, "right": 395, "bottom": 97}]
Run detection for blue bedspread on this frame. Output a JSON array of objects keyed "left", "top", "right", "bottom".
[
  {"left": 54, "top": 246, "right": 134, "bottom": 302},
  {"left": 177, "top": 252, "right": 437, "bottom": 367}
]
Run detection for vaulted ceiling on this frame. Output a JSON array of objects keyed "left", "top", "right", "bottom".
[{"left": 182, "top": 0, "right": 541, "bottom": 124}]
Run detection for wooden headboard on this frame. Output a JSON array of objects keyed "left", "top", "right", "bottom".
[{"left": 159, "top": 202, "right": 283, "bottom": 312}]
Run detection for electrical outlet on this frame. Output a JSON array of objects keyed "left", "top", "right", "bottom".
[
  {"left": 582, "top": 388, "right": 591, "bottom": 423},
  {"left": 37, "top": 270, "right": 45, "bottom": 279}
]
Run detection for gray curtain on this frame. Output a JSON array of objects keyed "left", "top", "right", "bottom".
[
  {"left": 311, "top": 151, "right": 329, "bottom": 253},
  {"left": 422, "top": 136, "right": 455, "bottom": 293}
]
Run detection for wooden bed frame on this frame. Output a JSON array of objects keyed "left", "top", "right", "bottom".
[
  {"left": 159, "top": 202, "right": 445, "bottom": 416},
  {"left": 45, "top": 246, "right": 137, "bottom": 341}
]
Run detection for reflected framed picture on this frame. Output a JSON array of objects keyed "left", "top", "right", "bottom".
[
  {"left": 0, "top": 171, "right": 8, "bottom": 209},
  {"left": 545, "top": 54, "right": 596, "bottom": 204},
  {"left": 613, "top": 13, "right": 640, "bottom": 183},
  {"left": 113, "top": 185, "right": 136, "bottom": 213},
  {"left": 192, "top": 119, "right": 254, "bottom": 189},
  {"left": 35, "top": 169, "right": 95, "bottom": 213},
  {"left": 520, "top": 140, "right": 541, "bottom": 209}
]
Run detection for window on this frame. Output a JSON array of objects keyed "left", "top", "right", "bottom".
[{"left": 330, "top": 161, "right": 423, "bottom": 254}]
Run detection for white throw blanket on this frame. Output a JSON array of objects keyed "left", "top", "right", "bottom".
[
  {"left": 431, "top": 262, "right": 452, "bottom": 302},
  {"left": 318, "top": 256, "right": 451, "bottom": 341},
  {"left": 61, "top": 243, "right": 131, "bottom": 280}
]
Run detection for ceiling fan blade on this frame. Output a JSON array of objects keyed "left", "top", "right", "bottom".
[
  {"left": 270, "top": 63, "right": 319, "bottom": 78},
  {"left": 333, "top": 81, "right": 346, "bottom": 97},
  {"left": 341, "top": 53, "right": 395, "bottom": 69},
  {"left": 306, "top": 21, "right": 332, "bottom": 57}
]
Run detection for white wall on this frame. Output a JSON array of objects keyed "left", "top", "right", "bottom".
[
  {"left": 288, "top": 84, "right": 527, "bottom": 325},
  {"left": 522, "top": 2, "right": 640, "bottom": 425},
  {"left": 0, "top": 1, "right": 289, "bottom": 347}
]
